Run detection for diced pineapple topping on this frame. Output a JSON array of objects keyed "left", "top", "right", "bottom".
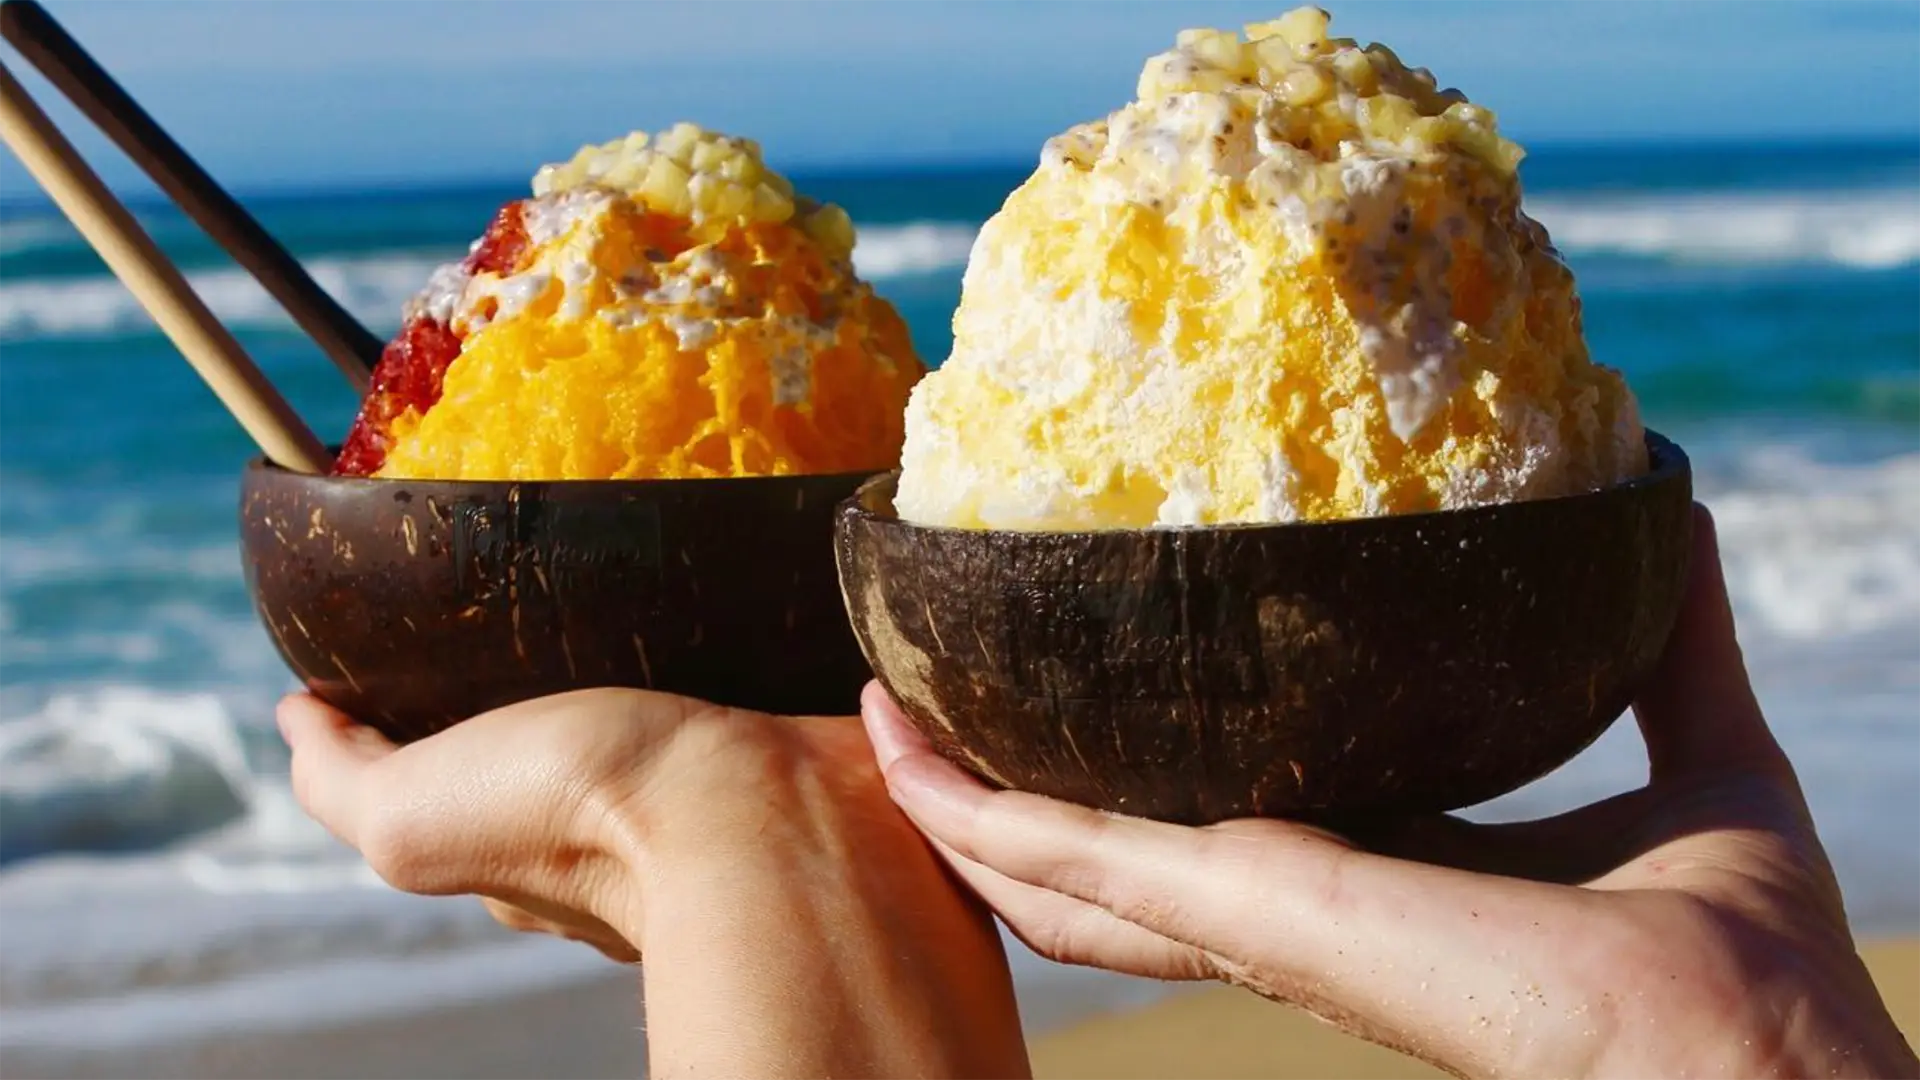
[
  {"left": 1120, "top": 7, "right": 1524, "bottom": 176},
  {"left": 1247, "top": 6, "right": 1329, "bottom": 47},
  {"left": 533, "top": 122, "right": 853, "bottom": 261}
]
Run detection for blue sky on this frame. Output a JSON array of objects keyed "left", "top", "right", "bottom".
[{"left": 2, "top": 0, "right": 1917, "bottom": 197}]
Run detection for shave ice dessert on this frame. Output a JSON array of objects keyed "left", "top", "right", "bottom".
[
  {"left": 335, "top": 124, "right": 924, "bottom": 480},
  {"left": 894, "top": 7, "right": 1646, "bottom": 530}
]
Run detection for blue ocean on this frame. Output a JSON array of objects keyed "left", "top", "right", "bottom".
[{"left": 1, "top": 141, "right": 1917, "bottom": 1071}]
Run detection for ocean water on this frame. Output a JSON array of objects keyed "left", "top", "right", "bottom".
[{"left": 2, "top": 141, "right": 1918, "bottom": 1065}]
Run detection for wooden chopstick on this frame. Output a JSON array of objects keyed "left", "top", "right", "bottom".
[
  {"left": 0, "top": 0, "right": 377, "bottom": 394},
  {"left": 0, "top": 61, "right": 332, "bottom": 475}
]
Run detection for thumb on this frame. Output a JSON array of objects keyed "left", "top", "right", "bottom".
[{"left": 1632, "top": 503, "right": 1787, "bottom": 782}]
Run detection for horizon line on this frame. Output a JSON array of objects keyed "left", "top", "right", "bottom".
[{"left": 1, "top": 131, "right": 1915, "bottom": 217}]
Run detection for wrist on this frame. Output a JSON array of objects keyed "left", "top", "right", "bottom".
[
  {"left": 588, "top": 709, "right": 819, "bottom": 935},
  {"left": 587, "top": 711, "right": 980, "bottom": 942},
  {"left": 1722, "top": 978, "right": 1919, "bottom": 1080},
  {"left": 1583, "top": 953, "right": 1917, "bottom": 1080},
  {"left": 593, "top": 717, "right": 1030, "bottom": 1078},
  {"left": 1653, "top": 1016, "right": 1918, "bottom": 1080}
]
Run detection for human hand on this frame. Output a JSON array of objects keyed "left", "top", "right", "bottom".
[
  {"left": 278, "top": 690, "right": 680, "bottom": 961},
  {"left": 280, "top": 688, "right": 1031, "bottom": 1079},
  {"left": 863, "top": 507, "right": 1919, "bottom": 1079}
]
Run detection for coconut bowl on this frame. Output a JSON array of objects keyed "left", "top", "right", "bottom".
[
  {"left": 836, "top": 431, "right": 1692, "bottom": 824},
  {"left": 240, "top": 458, "right": 876, "bottom": 743}
]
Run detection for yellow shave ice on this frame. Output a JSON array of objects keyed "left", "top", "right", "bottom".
[{"left": 895, "top": 7, "right": 1646, "bottom": 530}]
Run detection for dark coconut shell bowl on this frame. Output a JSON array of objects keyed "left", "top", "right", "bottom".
[
  {"left": 836, "top": 431, "right": 1693, "bottom": 825},
  {"left": 241, "top": 458, "right": 876, "bottom": 743}
]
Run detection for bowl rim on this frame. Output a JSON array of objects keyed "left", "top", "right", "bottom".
[
  {"left": 842, "top": 428, "right": 1689, "bottom": 538},
  {"left": 244, "top": 449, "right": 888, "bottom": 493}
]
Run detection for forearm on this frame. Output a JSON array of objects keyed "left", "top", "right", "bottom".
[{"left": 632, "top": 797, "right": 1031, "bottom": 1078}]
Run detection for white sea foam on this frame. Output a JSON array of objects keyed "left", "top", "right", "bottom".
[
  {"left": 850, "top": 222, "right": 978, "bottom": 278},
  {"left": 0, "top": 222, "right": 982, "bottom": 342},
  {"left": 1703, "top": 448, "right": 1920, "bottom": 640},
  {"left": 0, "top": 689, "right": 254, "bottom": 865},
  {"left": 0, "top": 252, "right": 452, "bottom": 342},
  {"left": 1528, "top": 188, "right": 1920, "bottom": 269}
]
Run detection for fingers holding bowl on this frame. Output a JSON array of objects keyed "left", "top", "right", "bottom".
[
  {"left": 860, "top": 681, "right": 1594, "bottom": 1076},
  {"left": 279, "top": 692, "right": 563, "bottom": 899},
  {"left": 276, "top": 689, "right": 670, "bottom": 939}
]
